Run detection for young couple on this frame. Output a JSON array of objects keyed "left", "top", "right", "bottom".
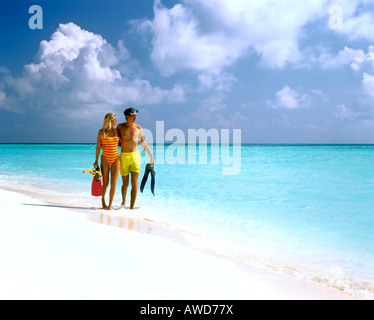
[{"left": 93, "top": 108, "right": 154, "bottom": 210}]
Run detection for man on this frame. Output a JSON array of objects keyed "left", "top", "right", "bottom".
[{"left": 117, "top": 107, "right": 154, "bottom": 209}]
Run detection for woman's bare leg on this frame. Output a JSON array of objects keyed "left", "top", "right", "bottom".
[
  {"left": 100, "top": 156, "right": 109, "bottom": 209},
  {"left": 108, "top": 158, "right": 120, "bottom": 210}
]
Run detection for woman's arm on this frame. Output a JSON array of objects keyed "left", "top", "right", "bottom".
[
  {"left": 117, "top": 124, "right": 122, "bottom": 147},
  {"left": 93, "top": 130, "right": 102, "bottom": 167}
]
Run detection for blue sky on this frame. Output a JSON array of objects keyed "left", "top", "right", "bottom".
[{"left": 1, "top": 0, "right": 374, "bottom": 143}]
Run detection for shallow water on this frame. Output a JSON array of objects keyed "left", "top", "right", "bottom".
[{"left": 1, "top": 144, "right": 373, "bottom": 298}]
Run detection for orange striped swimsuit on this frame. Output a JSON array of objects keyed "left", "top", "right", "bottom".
[{"left": 101, "top": 133, "right": 119, "bottom": 166}]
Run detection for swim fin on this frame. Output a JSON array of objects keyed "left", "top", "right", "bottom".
[
  {"left": 83, "top": 166, "right": 103, "bottom": 197},
  {"left": 91, "top": 167, "right": 102, "bottom": 197},
  {"left": 140, "top": 163, "right": 156, "bottom": 196}
]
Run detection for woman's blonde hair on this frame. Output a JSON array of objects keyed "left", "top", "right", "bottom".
[{"left": 101, "top": 113, "right": 116, "bottom": 137}]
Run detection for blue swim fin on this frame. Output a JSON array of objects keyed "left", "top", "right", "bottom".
[
  {"left": 140, "top": 163, "right": 155, "bottom": 196},
  {"left": 149, "top": 165, "right": 155, "bottom": 196},
  {"left": 140, "top": 166, "right": 149, "bottom": 193}
]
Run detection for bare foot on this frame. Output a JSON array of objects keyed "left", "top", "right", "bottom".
[{"left": 102, "top": 199, "right": 108, "bottom": 209}]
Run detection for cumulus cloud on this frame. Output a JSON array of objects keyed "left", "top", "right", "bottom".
[
  {"left": 333, "top": 103, "right": 373, "bottom": 126},
  {"left": 133, "top": 0, "right": 374, "bottom": 76},
  {"left": 135, "top": 1, "right": 244, "bottom": 75},
  {"left": 342, "top": 11, "right": 374, "bottom": 42},
  {"left": 315, "top": 45, "right": 374, "bottom": 71},
  {"left": 315, "top": 46, "right": 365, "bottom": 70},
  {"left": 338, "top": 47, "right": 374, "bottom": 100},
  {"left": 268, "top": 86, "right": 310, "bottom": 109},
  {"left": 137, "top": 0, "right": 370, "bottom": 75},
  {"left": 334, "top": 104, "right": 356, "bottom": 119},
  {"left": 0, "top": 22, "right": 186, "bottom": 118},
  {"left": 349, "top": 46, "right": 374, "bottom": 72},
  {"left": 0, "top": 91, "right": 6, "bottom": 106},
  {"left": 199, "top": 96, "right": 227, "bottom": 113},
  {"left": 198, "top": 72, "right": 237, "bottom": 92},
  {"left": 177, "top": 95, "right": 250, "bottom": 129},
  {"left": 362, "top": 73, "right": 374, "bottom": 97},
  {"left": 321, "top": 0, "right": 374, "bottom": 42},
  {"left": 307, "top": 45, "right": 374, "bottom": 101}
]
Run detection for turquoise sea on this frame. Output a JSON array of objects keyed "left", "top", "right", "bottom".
[{"left": 0, "top": 144, "right": 373, "bottom": 298}]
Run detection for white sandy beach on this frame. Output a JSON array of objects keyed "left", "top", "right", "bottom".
[{"left": 0, "top": 188, "right": 355, "bottom": 300}]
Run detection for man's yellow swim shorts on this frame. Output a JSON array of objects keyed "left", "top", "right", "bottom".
[{"left": 120, "top": 151, "right": 141, "bottom": 176}]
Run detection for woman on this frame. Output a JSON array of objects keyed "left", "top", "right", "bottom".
[{"left": 94, "top": 113, "right": 120, "bottom": 210}]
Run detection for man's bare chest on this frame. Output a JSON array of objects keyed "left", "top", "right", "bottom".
[{"left": 119, "top": 126, "right": 138, "bottom": 141}]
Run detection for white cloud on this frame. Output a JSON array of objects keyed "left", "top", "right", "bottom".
[
  {"left": 323, "top": 0, "right": 374, "bottom": 41},
  {"left": 198, "top": 72, "right": 237, "bottom": 92},
  {"left": 320, "top": 47, "right": 374, "bottom": 100},
  {"left": 307, "top": 45, "right": 374, "bottom": 101},
  {"left": 333, "top": 103, "right": 373, "bottom": 124},
  {"left": 0, "top": 23, "right": 186, "bottom": 118},
  {"left": 342, "top": 12, "right": 374, "bottom": 42},
  {"left": 316, "top": 46, "right": 367, "bottom": 70},
  {"left": 349, "top": 46, "right": 374, "bottom": 72},
  {"left": 199, "top": 96, "right": 227, "bottom": 113},
  {"left": 136, "top": 1, "right": 243, "bottom": 75},
  {"left": 268, "top": 86, "right": 310, "bottom": 109},
  {"left": 182, "top": 95, "right": 250, "bottom": 129},
  {"left": 136, "top": 0, "right": 343, "bottom": 75},
  {"left": 362, "top": 72, "right": 374, "bottom": 98},
  {"left": 134, "top": 0, "right": 374, "bottom": 76},
  {"left": 0, "top": 92, "right": 6, "bottom": 106},
  {"left": 0, "top": 66, "right": 10, "bottom": 75},
  {"left": 322, "top": 46, "right": 374, "bottom": 72},
  {"left": 276, "top": 86, "right": 301, "bottom": 109},
  {"left": 334, "top": 104, "right": 356, "bottom": 119}
]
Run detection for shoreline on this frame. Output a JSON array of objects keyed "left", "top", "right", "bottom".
[{"left": 0, "top": 186, "right": 358, "bottom": 300}]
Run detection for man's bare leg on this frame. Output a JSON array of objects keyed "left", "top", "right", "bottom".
[
  {"left": 130, "top": 172, "right": 139, "bottom": 209},
  {"left": 121, "top": 175, "right": 129, "bottom": 206}
]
